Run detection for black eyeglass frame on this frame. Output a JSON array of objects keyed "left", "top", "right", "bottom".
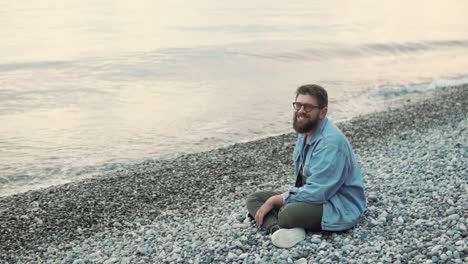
[{"left": 292, "top": 102, "right": 322, "bottom": 112}]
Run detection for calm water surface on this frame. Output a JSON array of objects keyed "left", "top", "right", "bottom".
[{"left": 1, "top": 0, "right": 468, "bottom": 196}]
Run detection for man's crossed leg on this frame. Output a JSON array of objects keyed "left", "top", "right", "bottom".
[{"left": 246, "top": 190, "right": 323, "bottom": 248}]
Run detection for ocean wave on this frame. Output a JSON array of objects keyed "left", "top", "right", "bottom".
[
  {"left": 376, "top": 76, "right": 468, "bottom": 99},
  {"left": 1, "top": 39, "right": 468, "bottom": 73},
  {"left": 0, "top": 161, "right": 140, "bottom": 197},
  {"left": 253, "top": 40, "right": 468, "bottom": 61}
]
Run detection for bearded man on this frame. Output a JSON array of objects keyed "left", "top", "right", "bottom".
[{"left": 246, "top": 84, "right": 367, "bottom": 248}]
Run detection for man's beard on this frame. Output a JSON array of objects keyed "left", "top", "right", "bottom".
[{"left": 293, "top": 112, "right": 320, "bottom": 133}]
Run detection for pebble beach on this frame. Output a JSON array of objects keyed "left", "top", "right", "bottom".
[{"left": 1, "top": 86, "right": 467, "bottom": 263}]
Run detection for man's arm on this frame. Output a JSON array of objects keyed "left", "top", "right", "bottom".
[{"left": 255, "top": 194, "right": 284, "bottom": 226}]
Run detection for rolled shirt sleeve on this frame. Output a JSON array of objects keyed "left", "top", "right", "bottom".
[{"left": 284, "top": 144, "right": 348, "bottom": 204}]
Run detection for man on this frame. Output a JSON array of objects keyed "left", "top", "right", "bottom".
[{"left": 246, "top": 84, "right": 366, "bottom": 248}]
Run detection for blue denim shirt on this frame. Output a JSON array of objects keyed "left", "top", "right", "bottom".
[{"left": 282, "top": 117, "right": 367, "bottom": 231}]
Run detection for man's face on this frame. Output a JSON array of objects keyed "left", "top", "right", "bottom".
[{"left": 292, "top": 94, "right": 323, "bottom": 134}]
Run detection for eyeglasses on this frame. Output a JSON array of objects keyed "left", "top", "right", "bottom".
[{"left": 292, "top": 102, "right": 322, "bottom": 112}]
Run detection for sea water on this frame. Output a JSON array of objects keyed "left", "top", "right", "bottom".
[{"left": 1, "top": 0, "right": 468, "bottom": 196}]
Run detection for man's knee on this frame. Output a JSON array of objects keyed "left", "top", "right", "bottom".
[
  {"left": 245, "top": 190, "right": 270, "bottom": 204},
  {"left": 278, "top": 202, "right": 323, "bottom": 229},
  {"left": 278, "top": 204, "right": 295, "bottom": 228}
]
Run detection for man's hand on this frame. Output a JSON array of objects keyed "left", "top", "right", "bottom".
[
  {"left": 255, "top": 201, "right": 273, "bottom": 226},
  {"left": 255, "top": 195, "right": 284, "bottom": 227}
]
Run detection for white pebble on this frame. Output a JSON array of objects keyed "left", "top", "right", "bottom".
[{"left": 232, "top": 223, "right": 249, "bottom": 228}]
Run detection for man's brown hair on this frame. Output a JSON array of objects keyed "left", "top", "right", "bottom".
[{"left": 295, "top": 84, "right": 328, "bottom": 108}]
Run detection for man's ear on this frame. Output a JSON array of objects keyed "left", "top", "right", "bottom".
[{"left": 319, "top": 107, "right": 328, "bottom": 119}]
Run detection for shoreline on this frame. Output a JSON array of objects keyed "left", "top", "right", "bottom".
[
  {"left": 0, "top": 82, "right": 463, "bottom": 199},
  {"left": 1, "top": 85, "right": 466, "bottom": 263},
  {"left": 2, "top": 80, "right": 465, "bottom": 200}
]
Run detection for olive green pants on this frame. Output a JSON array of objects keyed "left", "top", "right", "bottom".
[{"left": 246, "top": 190, "right": 323, "bottom": 234}]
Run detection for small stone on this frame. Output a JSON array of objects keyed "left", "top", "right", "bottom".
[
  {"left": 113, "top": 222, "right": 122, "bottom": 228},
  {"left": 192, "top": 241, "right": 203, "bottom": 249},
  {"left": 398, "top": 216, "right": 404, "bottom": 223},
  {"left": 235, "top": 214, "right": 244, "bottom": 222},
  {"left": 440, "top": 254, "right": 448, "bottom": 260},
  {"left": 227, "top": 252, "right": 237, "bottom": 259},
  {"left": 342, "top": 245, "right": 353, "bottom": 252},
  {"left": 369, "top": 218, "right": 380, "bottom": 227},
  {"left": 431, "top": 256, "right": 439, "bottom": 263},
  {"left": 121, "top": 257, "right": 131, "bottom": 264},
  {"left": 233, "top": 241, "right": 243, "bottom": 248},
  {"left": 368, "top": 193, "right": 378, "bottom": 202},
  {"left": 379, "top": 211, "right": 388, "bottom": 219},
  {"left": 311, "top": 237, "right": 321, "bottom": 244},
  {"left": 294, "top": 258, "right": 307, "bottom": 264},
  {"left": 455, "top": 240, "right": 464, "bottom": 246},
  {"left": 145, "top": 230, "right": 156, "bottom": 236},
  {"left": 137, "top": 247, "right": 149, "bottom": 255},
  {"left": 431, "top": 245, "right": 442, "bottom": 255},
  {"left": 459, "top": 224, "right": 466, "bottom": 232},
  {"left": 382, "top": 256, "right": 392, "bottom": 262},
  {"left": 232, "top": 223, "right": 249, "bottom": 228},
  {"left": 35, "top": 218, "right": 44, "bottom": 225},
  {"left": 238, "top": 253, "right": 248, "bottom": 260},
  {"left": 373, "top": 244, "right": 382, "bottom": 252},
  {"left": 319, "top": 241, "right": 329, "bottom": 249},
  {"left": 447, "top": 208, "right": 457, "bottom": 215},
  {"left": 20, "top": 215, "right": 29, "bottom": 219},
  {"left": 103, "top": 258, "right": 119, "bottom": 264},
  {"left": 453, "top": 251, "right": 461, "bottom": 259},
  {"left": 448, "top": 214, "right": 460, "bottom": 221}
]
